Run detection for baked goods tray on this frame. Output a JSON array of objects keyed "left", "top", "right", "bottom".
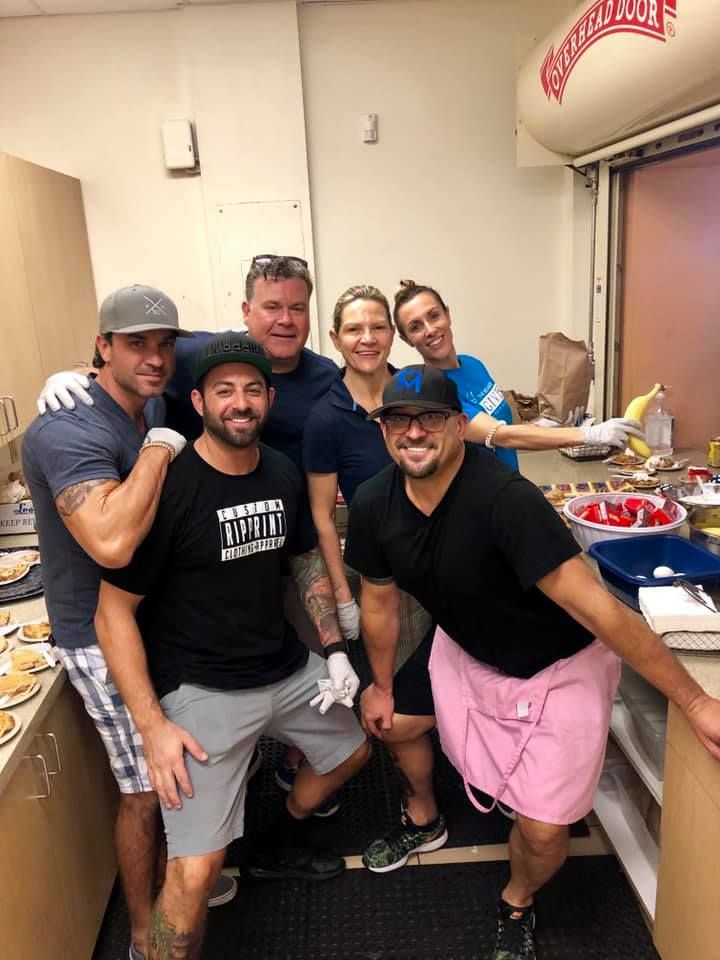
[
  {"left": 559, "top": 444, "right": 613, "bottom": 461},
  {"left": 0, "top": 547, "right": 43, "bottom": 604}
]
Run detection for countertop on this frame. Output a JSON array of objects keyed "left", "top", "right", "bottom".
[
  {"left": 0, "top": 531, "right": 65, "bottom": 794},
  {"left": 518, "top": 447, "right": 720, "bottom": 700}
]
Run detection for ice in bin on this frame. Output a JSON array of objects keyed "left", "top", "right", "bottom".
[{"left": 618, "top": 665, "right": 668, "bottom": 780}]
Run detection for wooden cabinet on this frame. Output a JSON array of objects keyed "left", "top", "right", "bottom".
[
  {"left": 654, "top": 703, "right": 720, "bottom": 960},
  {"left": 0, "top": 680, "right": 118, "bottom": 960},
  {"left": 0, "top": 153, "right": 97, "bottom": 441}
]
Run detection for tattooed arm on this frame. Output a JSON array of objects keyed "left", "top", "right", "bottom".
[
  {"left": 55, "top": 446, "right": 172, "bottom": 568},
  {"left": 289, "top": 545, "right": 343, "bottom": 649}
]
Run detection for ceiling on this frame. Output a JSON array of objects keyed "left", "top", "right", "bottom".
[{"left": 0, "top": 0, "right": 373, "bottom": 18}]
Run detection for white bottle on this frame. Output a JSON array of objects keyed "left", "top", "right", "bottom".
[{"left": 645, "top": 388, "right": 673, "bottom": 457}]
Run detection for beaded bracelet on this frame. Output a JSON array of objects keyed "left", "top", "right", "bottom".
[
  {"left": 140, "top": 440, "right": 177, "bottom": 462},
  {"left": 484, "top": 419, "right": 507, "bottom": 450}
]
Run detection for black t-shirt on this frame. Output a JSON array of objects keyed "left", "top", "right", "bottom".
[
  {"left": 344, "top": 443, "right": 593, "bottom": 678},
  {"left": 102, "top": 443, "right": 316, "bottom": 697}
]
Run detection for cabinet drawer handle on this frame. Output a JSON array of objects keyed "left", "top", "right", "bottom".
[
  {"left": 6, "top": 397, "right": 19, "bottom": 431},
  {"left": 24, "top": 753, "right": 52, "bottom": 799},
  {"left": 0, "top": 398, "right": 10, "bottom": 437},
  {"left": 38, "top": 732, "right": 62, "bottom": 775}
]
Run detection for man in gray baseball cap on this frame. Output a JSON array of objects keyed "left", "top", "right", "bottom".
[
  {"left": 24, "top": 285, "right": 237, "bottom": 960},
  {"left": 99, "top": 283, "right": 194, "bottom": 338}
]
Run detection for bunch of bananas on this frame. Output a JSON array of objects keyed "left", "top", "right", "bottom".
[{"left": 623, "top": 383, "right": 662, "bottom": 458}]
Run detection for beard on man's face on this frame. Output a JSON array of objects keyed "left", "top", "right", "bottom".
[{"left": 202, "top": 406, "right": 267, "bottom": 449}]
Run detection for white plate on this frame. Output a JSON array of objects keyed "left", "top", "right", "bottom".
[
  {"left": 0, "top": 643, "right": 55, "bottom": 675},
  {"left": 0, "top": 621, "right": 19, "bottom": 638},
  {"left": 0, "top": 712, "right": 22, "bottom": 747},
  {"left": 0, "top": 562, "right": 31, "bottom": 587},
  {"left": 18, "top": 621, "right": 52, "bottom": 644},
  {"left": 0, "top": 676, "right": 41, "bottom": 709}
]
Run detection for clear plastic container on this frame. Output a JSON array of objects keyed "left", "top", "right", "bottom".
[
  {"left": 645, "top": 388, "right": 673, "bottom": 457},
  {"left": 618, "top": 665, "right": 668, "bottom": 780}
]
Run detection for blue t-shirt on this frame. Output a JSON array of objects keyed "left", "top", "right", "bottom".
[
  {"left": 22, "top": 380, "right": 164, "bottom": 650},
  {"left": 303, "top": 372, "right": 392, "bottom": 505},
  {"left": 166, "top": 332, "right": 338, "bottom": 469},
  {"left": 444, "top": 355, "right": 519, "bottom": 471}
]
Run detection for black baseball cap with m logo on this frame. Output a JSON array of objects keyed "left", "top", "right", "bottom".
[{"left": 367, "top": 365, "right": 462, "bottom": 419}]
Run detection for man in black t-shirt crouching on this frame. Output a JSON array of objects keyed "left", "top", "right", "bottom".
[
  {"left": 345, "top": 364, "right": 720, "bottom": 960},
  {"left": 95, "top": 333, "right": 369, "bottom": 960}
]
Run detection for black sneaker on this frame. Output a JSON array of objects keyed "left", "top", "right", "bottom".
[
  {"left": 362, "top": 809, "right": 448, "bottom": 873},
  {"left": 247, "top": 846, "right": 346, "bottom": 882},
  {"left": 491, "top": 899, "right": 536, "bottom": 960}
]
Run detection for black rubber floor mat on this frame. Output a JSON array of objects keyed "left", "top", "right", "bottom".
[{"left": 92, "top": 857, "right": 659, "bottom": 960}]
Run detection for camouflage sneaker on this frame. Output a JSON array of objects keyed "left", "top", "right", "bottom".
[
  {"left": 362, "top": 810, "right": 448, "bottom": 873},
  {"left": 491, "top": 899, "right": 536, "bottom": 960}
]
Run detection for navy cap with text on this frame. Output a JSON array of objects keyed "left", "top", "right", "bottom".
[{"left": 367, "top": 364, "right": 462, "bottom": 419}]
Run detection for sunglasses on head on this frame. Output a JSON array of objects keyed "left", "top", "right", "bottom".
[{"left": 250, "top": 254, "right": 308, "bottom": 270}]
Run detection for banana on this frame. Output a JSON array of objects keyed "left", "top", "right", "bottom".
[{"left": 623, "top": 382, "right": 662, "bottom": 458}]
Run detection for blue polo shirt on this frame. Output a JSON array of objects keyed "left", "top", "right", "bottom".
[
  {"left": 303, "top": 371, "right": 392, "bottom": 504},
  {"left": 165, "top": 332, "right": 338, "bottom": 469}
]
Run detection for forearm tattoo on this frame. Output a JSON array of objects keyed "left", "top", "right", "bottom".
[
  {"left": 56, "top": 478, "right": 108, "bottom": 517},
  {"left": 149, "top": 908, "right": 203, "bottom": 959},
  {"left": 290, "top": 547, "right": 342, "bottom": 647}
]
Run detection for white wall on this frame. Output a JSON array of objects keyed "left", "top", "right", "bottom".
[
  {"left": 0, "top": 0, "right": 590, "bottom": 395},
  {"left": 300, "top": 0, "right": 589, "bottom": 390},
  {"left": 0, "top": 1, "right": 314, "bottom": 337}
]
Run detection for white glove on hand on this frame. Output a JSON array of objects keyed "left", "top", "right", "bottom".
[
  {"left": 37, "top": 371, "right": 92, "bottom": 415},
  {"left": 336, "top": 599, "right": 361, "bottom": 641},
  {"left": 142, "top": 427, "right": 187, "bottom": 461},
  {"left": 581, "top": 417, "right": 644, "bottom": 448},
  {"left": 309, "top": 652, "right": 360, "bottom": 715}
]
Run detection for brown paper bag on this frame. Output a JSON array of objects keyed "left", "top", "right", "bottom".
[
  {"left": 536, "top": 332, "right": 592, "bottom": 423},
  {"left": 503, "top": 390, "right": 539, "bottom": 424}
]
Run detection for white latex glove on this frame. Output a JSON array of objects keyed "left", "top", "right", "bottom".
[
  {"left": 309, "top": 652, "right": 360, "bottom": 714},
  {"left": 37, "top": 371, "right": 93, "bottom": 415},
  {"left": 581, "top": 417, "right": 644, "bottom": 448},
  {"left": 336, "top": 599, "right": 361, "bottom": 641},
  {"left": 142, "top": 427, "right": 187, "bottom": 461}
]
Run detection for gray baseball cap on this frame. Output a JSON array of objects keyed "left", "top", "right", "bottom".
[{"left": 98, "top": 284, "right": 194, "bottom": 338}]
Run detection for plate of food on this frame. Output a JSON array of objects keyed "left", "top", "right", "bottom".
[
  {"left": 629, "top": 477, "right": 662, "bottom": 491},
  {"left": 0, "top": 644, "right": 55, "bottom": 675},
  {"left": 0, "top": 710, "right": 22, "bottom": 747},
  {"left": 18, "top": 620, "right": 52, "bottom": 643},
  {"left": 0, "top": 558, "right": 31, "bottom": 587},
  {"left": 605, "top": 452, "right": 647, "bottom": 468},
  {"left": 645, "top": 455, "right": 690, "bottom": 472},
  {"left": 0, "top": 609, "right": 19, "bottom": 638},
  {"left": 0, "top": 671, "right": 41, "bottom": 709}
]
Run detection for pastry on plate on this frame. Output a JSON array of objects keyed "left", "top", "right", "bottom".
[
  {"left": 0, "top": 710, "right": 15, "bottom": 739},
  {"left": 0, "top": 610, "right": 11, "bottom": 627},
  {"left": 0, "top": 671, "right": 37, "bottom": 697},
  {"left": 0, "top": 561, "right": 29, "bottom": 583},
  {"left": 22, "top": 621, "right": 51, "bottom": 640},
  {"left": 11, "top": 648, "right": 46, "bottom": 671},
  {"left": 607, "top": 453, "right": 645, "bottom": 467}
]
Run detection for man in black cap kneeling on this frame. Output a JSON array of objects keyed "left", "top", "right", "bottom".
[{"left": 95, "top": 332, "right": 369, "bottom": 960}]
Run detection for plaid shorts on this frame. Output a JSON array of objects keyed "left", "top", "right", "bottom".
[{"left": 56, "top": 643, "right": 151, "bottom": 794}]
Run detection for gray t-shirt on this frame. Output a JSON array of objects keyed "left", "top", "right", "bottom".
[{"left": 22, "top": 380, "right": 164, "bottom": 649}]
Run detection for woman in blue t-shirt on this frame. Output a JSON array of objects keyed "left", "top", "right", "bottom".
[
  {"left": 303, "top": 284, "right": 431, "bottom": 664},
  {"left": 392, "top": 279, "right": 642, "bottom": 468}
]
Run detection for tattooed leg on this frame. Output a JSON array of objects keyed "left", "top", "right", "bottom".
[{"left": 148, "top": 852, "right": 225, "bottom": 960}]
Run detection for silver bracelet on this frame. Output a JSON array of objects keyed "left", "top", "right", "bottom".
[{"left": 484, "top": 420, "right": 507, "bottom": 450}]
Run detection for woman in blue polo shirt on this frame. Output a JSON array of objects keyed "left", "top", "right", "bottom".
[
  {"left": 391, "top": 279, "right": 642, "bottom": 463},
  {"left": 302, "top": 285, "right": 431, "bottom": 665}
]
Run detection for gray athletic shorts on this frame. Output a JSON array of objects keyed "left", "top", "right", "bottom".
[{"left": 159, "top": 651, "right": 365, "bottom": 859}]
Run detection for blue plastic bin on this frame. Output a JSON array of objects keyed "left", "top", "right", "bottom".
[{"left": 588, "top": 534, "right": 720, "bottom": 610}]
